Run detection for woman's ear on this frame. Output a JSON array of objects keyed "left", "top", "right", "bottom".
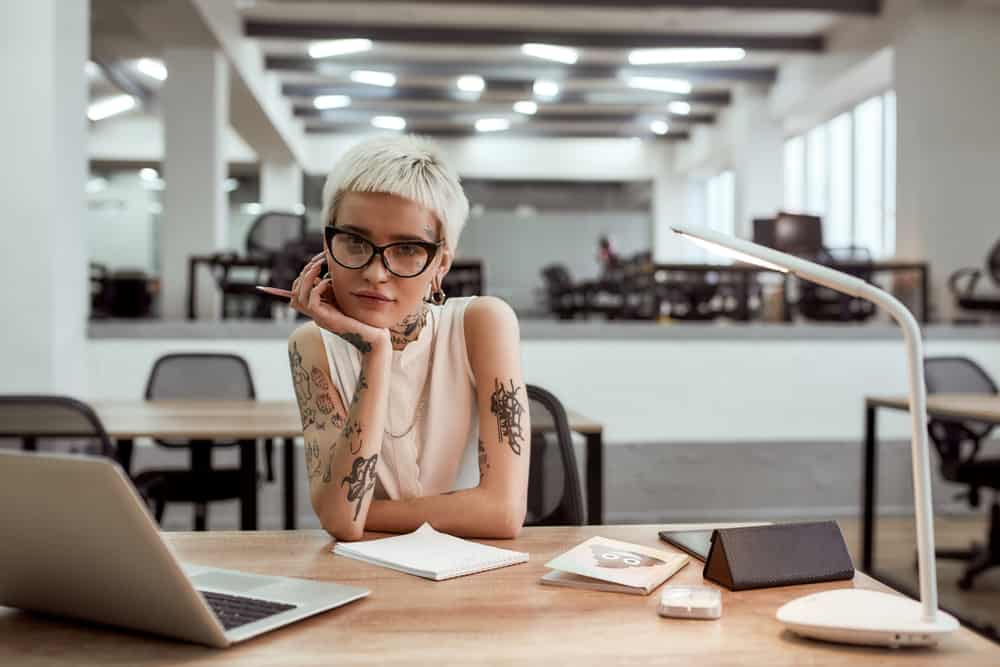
[{"left": 437, "top": 247, "right": 453, "bottom": 281}]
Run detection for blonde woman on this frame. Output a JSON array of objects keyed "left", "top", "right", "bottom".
[{"left": 285, "top": 135, "right": 529, "bottom": 541}]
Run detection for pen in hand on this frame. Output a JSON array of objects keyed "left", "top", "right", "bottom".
[{"left": 255, "top": 286, "right": 294, "bottom": 298}]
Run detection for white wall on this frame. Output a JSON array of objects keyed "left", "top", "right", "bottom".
[{"left": 89, "top": 112, "right": 257, "bottom": 164}]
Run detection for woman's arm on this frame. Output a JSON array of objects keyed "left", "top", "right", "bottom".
[
  {"left": 289, "top": 322, "right": 392, "bottom": 541},
  {"left": 365, "top": 296, "right": 530, "bottom": 538}
]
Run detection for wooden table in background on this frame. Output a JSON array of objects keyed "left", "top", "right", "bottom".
[
  {"left": 93, "top": 401, "right": 606, "bottom": 529},
  {"left": 1, "top": 524, "right": 994, "bottom": 665}
]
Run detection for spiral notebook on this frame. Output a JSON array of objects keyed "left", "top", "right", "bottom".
[{"left": 332, "top": 523, "right": 529, "bottom": 581}]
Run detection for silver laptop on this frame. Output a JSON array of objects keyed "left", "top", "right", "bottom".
[{"left": 0, "top": 451, "right": 369, "bottom": 648}]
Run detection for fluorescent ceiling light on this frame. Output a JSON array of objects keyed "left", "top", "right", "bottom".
[
  {"left": 308, "top": 38, "right": 372, "bottom": 59},
  {"left": 668, "top": 101, "right": 691, "bottom": 115},
  {"left": 371, "top": 115, "right": 406, "bottom": 130},
  {"left": 533, "top": 79, "right": 560, "bottom": 98},
  {"left": 350, "top": 70, "right": 396, "bottom": 87},
  {"left": 136, "top": 58, "right": 167, "bottom": 81},
  {"left": 513, "top": 100, "right": 538, "bottom": 115},
  {"left": 456, "top": 75, "right": 485, "bottom": 93},
  {"left": 521, "top": 43, "right": 578, "bottom": 65},
  {"left": 475, "top": 118, "right": 510, "bottom": 133},
  {"left": 313, "top": 95, "right": 351, "bottom": 110},
  {"left": 626, "top": 76, "right": 692, "bottom": 94},
  {"left": 224, "top": 178, "right": 240, "bottom": 193},
  {"left": 628, "top": 47, "right": 746, "bottom": 65},
  {"left": 650, "top": 120, "right": 670, "bottom": 135},
  {"left": 139, "top": 168, "right": 159, "bottom": 181},
  {"left": 87, "top": 95, "right": 136, "bottom": 121}
]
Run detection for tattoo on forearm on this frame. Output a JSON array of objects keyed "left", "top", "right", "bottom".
[
  {"left": 342, "top": 419, "right": 364, "bottom": 455},
  {"left": 338, "top": 332, "right": 372, "bottom": 354},
  {"left": 342, "top": 454, "right": 378, "bottom": 521},
  {"left": 490, "top": 379, "right": 526, "bottom": 456},
  {"left": 478, "top": 439, "right": 490, "bottom": 481},
  {"left": 305, "top": 438, "right": 321, "bottom": 480},
  {"left": 322, "top": 444, "right": 334, "bottom": 483}
]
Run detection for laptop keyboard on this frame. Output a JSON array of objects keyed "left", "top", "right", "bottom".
[{"left": 199, "top": 590, "right": 298, "bottom": 630}]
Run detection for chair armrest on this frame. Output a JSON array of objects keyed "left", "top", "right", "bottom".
[{"left": 948, "top": 267, "right": 982, "bottom": 297}]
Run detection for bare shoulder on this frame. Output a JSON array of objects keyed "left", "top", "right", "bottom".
[
  {"left": 464, "top": 296, "right": 518, "bottom": 332},
  {"left": 288, "top": 321, "right": 325, "bottom": 358},
  {"left": 464, "top": 296, "right": 520, "bottom": 355}
]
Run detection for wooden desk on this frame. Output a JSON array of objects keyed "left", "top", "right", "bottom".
[
  {"left": 92, "top": 401, "right": 606, "bottom": 529},
  {"left": 862, "top": 393, "right": 1000, "bottom": 639},
  {"left": 1, "top": 524, "right": 994, "bottom": 664}
]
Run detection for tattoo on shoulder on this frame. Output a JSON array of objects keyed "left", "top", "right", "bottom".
[
  {"left": 342, "top": 454, "right": 379, "bottom": 521},
  {"left": 490, "top": 379, "right": 526, "bottom": 456},
  {"left": 338, "top": 332, "right": 372, "bottom": 354}
]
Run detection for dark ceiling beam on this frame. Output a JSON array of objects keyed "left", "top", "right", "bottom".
[
  {"left": 264, "top": 56, "right": 777, "bottom": 83},
  {"left": 282, "top": 83, "right": 732, "bottom": 105},
  {"left": 304, "top": 124, "right": 691, "bottom": 141},
  {"left": 293, "top": 104, "right": 715, "bottom": 125},
  {"left": 344, "top": 0, "right": 879, "bottom": 12},
  {"left": 245, "top": 21, "right": 824, "bottom": 51}
]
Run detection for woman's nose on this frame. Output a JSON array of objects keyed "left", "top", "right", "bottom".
[{"left": 361, "top": 252, "right": 390, "bottom": 282}]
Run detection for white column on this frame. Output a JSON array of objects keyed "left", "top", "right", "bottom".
[
  {"left": 0, "top": 0, "right": 89, "bottom": 393},
  {"left": 894, "top": 5, "right": 1000, "bottom": 322},
  {"left": 730, "top": 85, "right": 784, "bottom": 238},
  {"left": 651, "top": 152, "right": 689, "bottom": 262},
  {"left": 260, "top": 161, "right": 303, "bottom": 212},
  {"left": 160, "top": 49, "right": 229, "bottom": 320}
]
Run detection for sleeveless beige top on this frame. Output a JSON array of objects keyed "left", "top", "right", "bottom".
[{"left": 318, "top": 296, "right": 480, "bottom": 500}]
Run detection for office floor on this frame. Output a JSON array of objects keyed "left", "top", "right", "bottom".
[{"left": 838, "top": 516, "right": 999, "bottom": 637}]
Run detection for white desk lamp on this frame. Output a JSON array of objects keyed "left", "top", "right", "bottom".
[{"left": 671, "top": 223, "right": 958, "bottom": 648}]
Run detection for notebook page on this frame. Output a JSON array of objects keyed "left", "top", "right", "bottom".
[{"left": 334, "top": 523, "right": 528, "bottom": 579}]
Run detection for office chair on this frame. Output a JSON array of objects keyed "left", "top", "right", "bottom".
[
  {"left": 217, "top": 210, "right": 308, "bottom": 319},
  {"left": 797, "top": 247, "right": 877, "bottom": 322},
  {"left": 540, "top": 264, "right": 583, "bottom": 319},
  {"left": 949, "top": 238, "right": 1000, "bottom": 319},
  {"left": 0, "top": 395, "right": 164, "bottom": 509},
  {"left": 924, "top": 356, "right": 1000, "bottom": 590},
  {"left": 524, "top": 385, "right": 585, "bottom": 526},
  {"left": 130, "top": 354, "right": 274, "bottom": 531}
]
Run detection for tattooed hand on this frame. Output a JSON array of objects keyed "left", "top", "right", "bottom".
[{"left": 288, "top": 253, "right": 390, "bottom": 354}]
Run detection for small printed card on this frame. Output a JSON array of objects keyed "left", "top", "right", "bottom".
[{"left": 542, "top": 536, "right": 690, "bottom": 595}]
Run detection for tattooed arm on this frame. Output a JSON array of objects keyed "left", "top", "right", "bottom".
[
  {"left": 365, "top": 297, "right": 530, "bottom": 539},
  {"left": 288, "top": 321, "right": 393, "bottom": 541}
]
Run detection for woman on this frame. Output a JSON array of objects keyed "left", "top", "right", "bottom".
[{"left": 286, "top": 135, "right": 529, "bottom": 541}]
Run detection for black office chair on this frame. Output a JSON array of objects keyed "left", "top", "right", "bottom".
[
  {"left": 524, "top": 385, "right": 585, "bottom": 526},
  {"left": 131, "top": 354, "right": 274, "bottom": 531},
  {"left": 797, "top": 247, "right": 877, "bottom": 322},
  {"left": 540, "top": 264, "right": 584, "bottom": 320},
  {"left": 924, "top": 356, "right": 1000, "bottom": 589},
  {"left": 217, "top": 211, "right": 309, "bottom": 319},
  {"left": 0, "top": 395, "right": 164, "bottom": 509},
  {"left": 949, "top": 238, "right": 1000, "bottom": 319}
]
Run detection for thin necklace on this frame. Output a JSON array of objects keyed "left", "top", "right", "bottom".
[{"left": 384, "top": 307, "right": 437, "bottom": 440}]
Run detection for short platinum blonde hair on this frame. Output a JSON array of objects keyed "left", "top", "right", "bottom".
[{"left": 320, "top": 135, "right": 469, "bottom": 252}]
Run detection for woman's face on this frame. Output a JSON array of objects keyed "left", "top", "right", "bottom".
[{"left": 326, "top": 191, "right": 449, "bottom": 330}]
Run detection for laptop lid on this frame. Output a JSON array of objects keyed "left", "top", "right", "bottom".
[{"left": 0, "top": 451, "right": 229, "bottom": 647}]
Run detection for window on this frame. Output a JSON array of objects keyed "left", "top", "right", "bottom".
[{"left": 782, "top": 91, "right": 896, "bottom": 258}]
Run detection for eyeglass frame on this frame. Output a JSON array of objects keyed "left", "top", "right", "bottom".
[{"left": 323, "top": 224, "right": 444, "bottom": 278}]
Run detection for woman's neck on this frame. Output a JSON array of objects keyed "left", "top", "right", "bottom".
[{"left": 389, "top": 306, "right": 429, "bottom": 351}]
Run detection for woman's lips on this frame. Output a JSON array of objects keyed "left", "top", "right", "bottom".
[{"left": 352, "top": 292, "right": 394, "bottom": 307}]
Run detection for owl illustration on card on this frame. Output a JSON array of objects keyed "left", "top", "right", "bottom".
[{"left": 590, "top": 545, "right": 665, "bottom": 569}]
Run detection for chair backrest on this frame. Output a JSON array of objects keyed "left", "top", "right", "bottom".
[
  {"left": 924, "top": 357, "right": 998, "bottom": 468},
  {"left": 987, "top": 238, "right": 1000, "bottom": 285},
  {"left": 0, "top": 396, "right": 114, "bottom": 458},
  {"left": 145, "top": 354, "right": 256, "bottom": 400},
  {"left": 246, "top": 211, "right": 307, "bottom": 259},
  {"left": 524, "top": 384, "right": 585, "bottom": 526}
]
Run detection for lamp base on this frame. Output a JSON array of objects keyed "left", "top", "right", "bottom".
[{"left": 776, "top": 589, "right": 959, "bottom": 648}]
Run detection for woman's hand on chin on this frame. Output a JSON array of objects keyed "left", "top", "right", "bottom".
[{"left": 290, "top": 255, "right": 390, "bottom": 354}]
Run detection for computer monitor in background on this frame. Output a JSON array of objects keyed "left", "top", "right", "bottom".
[
  {"left": 773, "top": 212, "right": 823, "bottom": 256},
  {"left": 752, "top": 218, "right": 776, "bottom": 248}
]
